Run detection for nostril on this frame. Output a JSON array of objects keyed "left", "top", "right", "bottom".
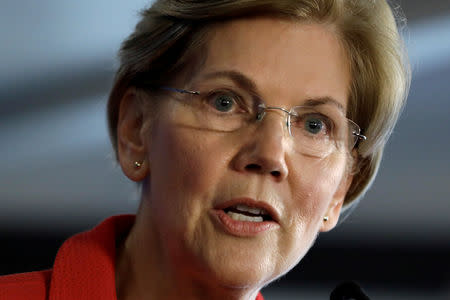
[
  {"left": 245, "top": 164, "right": 261, "bottom": 172},
  {"left": 245, "top": 164, "right": 281, "bottom": 178},
  {"left": 270, "top": 170, "right": 281, "bottom": 177}
]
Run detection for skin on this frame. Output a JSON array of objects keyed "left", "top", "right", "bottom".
[{"left": 115, "top": 17, "right": 353, "bottom": 300}]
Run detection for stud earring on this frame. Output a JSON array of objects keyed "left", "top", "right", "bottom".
[
  {"left": 134, "top": 161, "right": 142, "bottom": 169},
  {"left": 323, "top": 216, "right": 329, "bottom": 222}
]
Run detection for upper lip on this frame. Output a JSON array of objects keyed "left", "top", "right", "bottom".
[{"left": 214, "top": 197, "right": 280, "bottom": 223}]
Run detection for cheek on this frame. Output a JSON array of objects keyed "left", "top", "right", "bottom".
[
  {"left": 310, "top": 155, "right": 345, "bottom": 196},
  {"left": 146, "top": 120, "right": 230, "bottom": 228},
  {"left": 275, "top": 156, "right": 346, "bottom": 271},
  {"left": 161, "top": 131, "right": 225, "bottom": 196},
  {"left": 288, "top": 155, "right": 347, "bottom": 228}
]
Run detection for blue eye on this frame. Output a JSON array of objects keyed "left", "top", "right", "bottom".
[
  {"left": 305, "top": 117, "right": 324, "bottom": 134},
  {"left": 213, "top": 94, "right": 235, "bottom": 112}
]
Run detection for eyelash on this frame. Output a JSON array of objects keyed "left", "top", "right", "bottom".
[
  {"left": 291, "top": 112, "right": 334, "bottom": 136},
  {"left": 204, "top": 89, "right": 251, "bottom": 112}
]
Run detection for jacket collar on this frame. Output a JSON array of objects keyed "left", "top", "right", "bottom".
[{"left": 49, "top": 215, "right": 135, "bottom": 300}]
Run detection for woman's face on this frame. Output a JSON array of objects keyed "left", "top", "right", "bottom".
[{"left": 133, "top": 18, "right": 351, "bottom": 289}]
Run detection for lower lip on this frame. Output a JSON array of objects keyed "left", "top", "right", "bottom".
[{"left": 210, "top": 209, "right": 279, "bottom": 237}]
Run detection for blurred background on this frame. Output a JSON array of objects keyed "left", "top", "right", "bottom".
[{"left": 0, "top": 0, "right": 449, "bottom": 299}]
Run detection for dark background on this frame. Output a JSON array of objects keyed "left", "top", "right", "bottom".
[{"left": 1, "top": 1, "right": 449, "bottom": 299}]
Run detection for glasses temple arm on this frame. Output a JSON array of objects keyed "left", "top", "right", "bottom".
[{"left": 353, "top": 132, "right": 367, "bottom": 140}]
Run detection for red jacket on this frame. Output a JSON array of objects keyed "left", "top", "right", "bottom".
[{"left": 0, "top": 215, "right": 264, "bottom": 300}]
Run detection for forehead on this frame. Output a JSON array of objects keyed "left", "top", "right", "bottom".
[{"left": 193, "top": 17, "right": 351, "bottom": 110}]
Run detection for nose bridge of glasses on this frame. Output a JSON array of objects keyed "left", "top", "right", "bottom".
[{"left": 257, "top": 105, "right": 293, "bottom": 136}]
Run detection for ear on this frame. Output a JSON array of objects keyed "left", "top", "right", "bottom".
[
  {"left": 117, "top": 87, "right": 150, "bottom": 182},
  {"left": 320, "top": 172, "right": 353, "bottom": 232}
]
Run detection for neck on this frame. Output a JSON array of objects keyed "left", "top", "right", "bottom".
[{"left": 115, "top": 209, "right": 261, "bottom": 300}]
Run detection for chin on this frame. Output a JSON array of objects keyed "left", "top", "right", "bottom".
[
  {"left": 197, "top": 246, "right": 280, "bottom": 290},
  {"left": 210, "top": 264, "right": 272, "bottom": 290}
]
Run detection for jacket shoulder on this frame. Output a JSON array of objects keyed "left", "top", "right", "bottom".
[{"left": 0, "top": 270, "right": 51, "bottom": 300}]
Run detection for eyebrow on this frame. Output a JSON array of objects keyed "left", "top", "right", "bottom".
[
  {"left": 303, "top": 97, "right": 345, "bottom": 114},
  {"left": 200, "top": 70, "right": 346, "bottom": 113},
  {"left": 201, "top": 70, "right": 260, "bottom": 95}
]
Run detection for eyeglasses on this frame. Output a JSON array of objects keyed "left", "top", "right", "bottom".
[{"left": 160, "top": 86, "right": 366, "bottom": 158}]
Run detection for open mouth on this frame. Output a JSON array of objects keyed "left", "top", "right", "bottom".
[
  {"left": 223, "top": 204, "right": 273, "bottom": 222},
  {"left": 211, "top": 198, "right": 280, "bottom": 236}
]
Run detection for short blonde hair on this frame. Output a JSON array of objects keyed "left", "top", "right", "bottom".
[{"left": 107, "top": 0, "right": 410, "bottom": 213}]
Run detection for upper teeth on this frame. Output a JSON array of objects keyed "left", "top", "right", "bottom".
[{"left": 235, "top": 204, "right": 268, "bottom": 215}]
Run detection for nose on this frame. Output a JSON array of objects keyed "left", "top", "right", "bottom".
[{"left": 232, "top": 112, "right": 289, "bottom": 182}]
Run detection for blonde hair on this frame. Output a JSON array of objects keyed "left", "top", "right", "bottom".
[{"left": 107, "top": 0, "right": 410, "bottom": 213}]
